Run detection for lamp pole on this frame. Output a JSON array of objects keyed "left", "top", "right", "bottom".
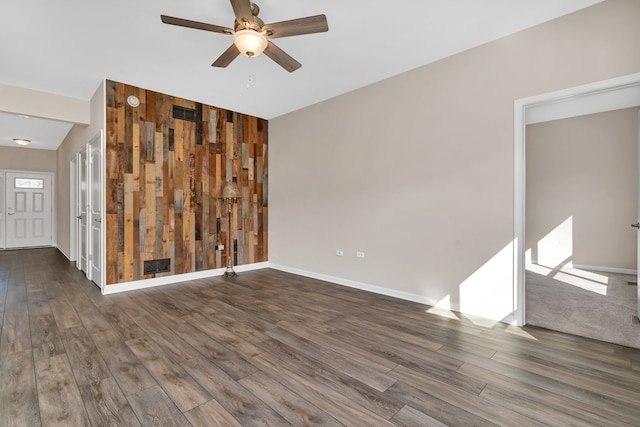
[{"left": 220, "top": 181, "right": 240, "bottom": 277}]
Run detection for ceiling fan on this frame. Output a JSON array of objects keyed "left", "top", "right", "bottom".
[{"left": 161, "top": 0, "right": 328, "bottom": 72}]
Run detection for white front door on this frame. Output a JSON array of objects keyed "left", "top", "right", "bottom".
[
  {"left": 637, "top": 110, "right": 640, "bottom": 318},
  {"left": 78, "top": 149, "right": 89, "bottom": 273},
  {"left": 89, "top": 133, "right": 103, "bottom": 288},
  {"left": 5, "top": 172, "right": 53, "bottom": 248},
  {"left": 0, "top": 173, "right": 4, "bottom": 248}
]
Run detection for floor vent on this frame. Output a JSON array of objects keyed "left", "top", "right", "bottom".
[
  {"left": 627, "top": 281, "right": 637, "bottom": 286},
  {"left": 144, "top": 258, "right": 171, "bottom": 275}
]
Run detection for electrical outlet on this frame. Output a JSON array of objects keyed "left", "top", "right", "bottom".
[
  {"left": 336, "top": 249, "right": 344, "bottom": 256},
  {"left": 215, "top": 244, "right": 224, "bottom": 250},
  {"left": 356, "top": 251, "right": 365, "bottom": 258}
]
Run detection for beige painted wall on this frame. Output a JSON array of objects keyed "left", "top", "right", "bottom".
[
  {"left": 526, "top": 107, "right": 639, "bottom": 271},
  {"left": 0, "top": 146, "right": 57, "bottom": 172},
  {"left": 269, "top": 0, "right": 640, "bottom": 322},
  {"left": 55, "top": 81, "right": 105, "bottom": 258},
  {"left": 0, "top": 83, "right": 89, "bottom": 124}
]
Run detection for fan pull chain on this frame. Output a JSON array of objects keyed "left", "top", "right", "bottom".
[{"left": 246, "top": 75, "right": 255, "bottom": 90}]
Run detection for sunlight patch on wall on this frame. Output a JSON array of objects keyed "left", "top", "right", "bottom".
[
  {"left": 537, "top": 216, "right": 573, "bottom": 268},
  {"left": 459, "top": 241, "right": 514, "bottom": 323}
]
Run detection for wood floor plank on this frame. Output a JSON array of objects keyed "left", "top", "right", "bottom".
[
  {"left": 91, "top": 329, "right": 158, "bottom": 396},
  {"left": 126, "top": 335, "right": 212, "bottom": 412},
  {"left": 33, "top": 349, "right": 91, "bottom": 427},
  {"left": 257, "top": 336, "right": 404, "bottom": 419},
  {"left": 390, "top": 405, "right": 450, "bottom": 427},
  {"left": 184, "top": 399, "right": 243, "bottom": 427},
  {"left": 250, "top": 351, "right": 396, "bottom": 427},
  {"left": 385, "top": 380, "right": 498, "bottom": 427},
  {"left": 183, "top": 311, "right": 263, "bottom": 358},
  {"left": 49, "top": 297, "right": 82, "bottom": 330},
  {"left": 127, "top": 385, "right": 191, "bottom": 427},
  {"left": 0, "top": 301, "right": 31, "bottom": 355},
  {"left": 60, "top": 325, "right": 112, "bottom": 386},
  {"left": 458, "top": 362, "right": 636, "bottom": 426},
  {"left": 98, "top": 303, "right": 147, "bottom": 341},
  {"left": 30, "top": 313, "right": 66, "bottom": 358},
  {"left": 265, "top": 326, "right": 397, "bottom": 392},
  {"left": 148, "top": 313, "right": 259, "bottom": 380},
  {"left": 0, "top": 350, "right": 41, "bottom": 426},
  {"left": 78, "top": 377, "right": 142, "bottom": 427},
  {"left": 239, "top": 371, "right": 344, "bottom": 426},
  {"left": 389, "top": 364, "right": 546, "bottom": 427}
]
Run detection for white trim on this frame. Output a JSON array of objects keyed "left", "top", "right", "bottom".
[
  {"left": 268, "top": 263, "right": 461, "bottom": 312},
  {"left": 69, "top": 157, "right": 77, "bottom": 262},
  {"left": 101, "top": 262, "right": 270, "bottom": 295},
  {"left": 514, "top": 72, "right": 640, "bottom": 327},
  {"left": 56, "top": 245, "right": 71, "bottom": 261},
  {"left": 571, "top": 264, "right": 637, "bottom": 276}
]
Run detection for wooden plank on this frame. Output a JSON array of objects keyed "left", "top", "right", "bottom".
[
  {"left": 60, "top": 326, "right": 111, "bottom": 386},
  {"left": 91, "top": 329, "right": 157, "bottom": 396},
  {"left": 184, "top": 399, "right": 242, "bottom": 427},
  {"left": 0, "top": 302, "right": 30, "bottom": 355},
  {"left": 33, "top": 350, "right": 91, "bottom": 426},
  {"left": 126, "top": 336, "right": 212, "bottom": 412},
  {"left": 30, "top": 313, "right": 66, "bottom": 358},
  {"left": 239, "top": 371, "right": 343, "bottom": 426},
  {"left": 98, "top": 303, "right": 147, "bottom": 341},
  {"left": 0, "top": 350, "right": 41, "bottom": 426},
  {"left": 79, "top": 377, "right": 141, "bottom": 427},
  {"left": 48, "top": 297, "right": 82, "bottom": 330},
  {"left": 127, "top": 385, "right": 191, "bottom": 427}
]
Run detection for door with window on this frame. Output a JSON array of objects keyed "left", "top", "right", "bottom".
[{"left": 5, "top": 172, "right": 53, "bottom": 248}]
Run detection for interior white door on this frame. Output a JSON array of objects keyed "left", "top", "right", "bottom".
[
  {"left": 89, "top": 133, "right": 103, "bottom": 288},
  {"left": 0, "top": 173, "right": 4, "bottom": 249},
  {"left": 5, "top": 172, "right": 53, "bottom": 248},
  {"left": 79, "top": 149, "right": 89, "bottom": 273}
]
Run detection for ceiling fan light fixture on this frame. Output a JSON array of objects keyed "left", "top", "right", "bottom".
[
  {"left": 13, "top": 138, "right": 30, "bottom": 146},
  {"left": 233, "top": 29, "right": 267, "bottom": 57}
]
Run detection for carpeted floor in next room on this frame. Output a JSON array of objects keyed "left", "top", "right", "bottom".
[{"left": 526, "top": 263, "right": 640, "bottom": 350}]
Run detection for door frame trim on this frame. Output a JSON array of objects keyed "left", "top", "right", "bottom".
[{"left": 513, "top": 72, "right": 640, "bottom": 326}]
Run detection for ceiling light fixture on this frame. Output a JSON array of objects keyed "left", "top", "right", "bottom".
[
  {"left": 233, "top": 29, "right": 267, "bottom": 58},
  {"left": 13, "top": 138, "right": 30, "bottom": 146}
]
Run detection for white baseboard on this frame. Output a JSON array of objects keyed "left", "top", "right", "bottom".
[
  {"left": 571, "top": 263, "right": 637, "bottom": 276},
  {"left": 56, "top": 245, "right": 72, "bottom": 261},
  {"left": 529, "top": 260, "right": 637, "bottom": 275},
  {"left": 267, "top": 263, "right": 461, "bottom": 312},
  {"left": 101, "top": 262, "right": 270, "bottom": 295}
]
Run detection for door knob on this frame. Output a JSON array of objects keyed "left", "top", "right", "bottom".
[{"left": 632, "top": 222, "right": 640, "bottom": 229}]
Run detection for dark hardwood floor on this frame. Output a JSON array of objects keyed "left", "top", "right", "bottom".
[{"left": 2, "top": 248, "right": 640, "bottom": 426}]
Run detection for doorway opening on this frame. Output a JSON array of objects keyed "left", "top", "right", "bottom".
[{"left": 514, "top": 72, "right": 640, "bottom": 327}]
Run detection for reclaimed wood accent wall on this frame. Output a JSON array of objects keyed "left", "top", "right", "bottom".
[{"left": 105, "top": 80, "right": 268, "bottom": 285}]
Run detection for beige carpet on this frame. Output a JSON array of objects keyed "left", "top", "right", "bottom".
[{"left": 526, "top": 263, "right": 640, "bottom": 349}]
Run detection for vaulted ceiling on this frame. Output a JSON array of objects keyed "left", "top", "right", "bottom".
[{"left": 0, "top": 0, "right": 603, "bottom": 150}]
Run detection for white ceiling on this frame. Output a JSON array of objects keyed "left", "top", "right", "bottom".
[{"left": 0, "top": 0, "right": 603, "bottom": 151}]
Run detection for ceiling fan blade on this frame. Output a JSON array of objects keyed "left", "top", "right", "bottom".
[
  {"left": 263, "top": 42, "right": 301, "bottom": 72},
  {"left": 212, "top": 45, "right": 241, "bottom": 68},
  {"left": 263, "top": 15, "right": 328, "bottom": 39},
  {"left": 230, "top": 0, "right": 255, "bottom": 27},
  {"left": 161, "top": 15, "right": 233, "bottom": 34}
]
